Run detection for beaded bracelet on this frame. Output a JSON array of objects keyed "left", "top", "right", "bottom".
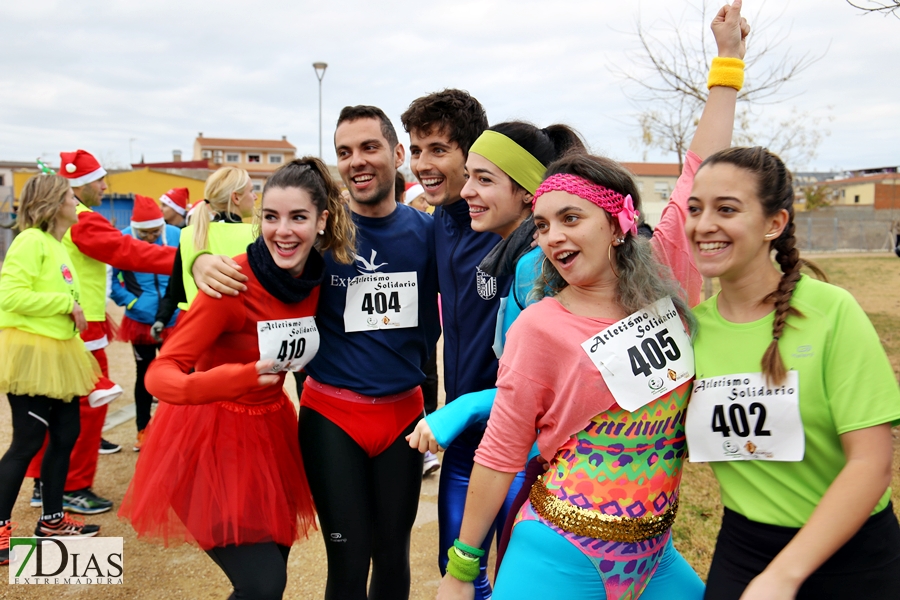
[
  {"left": 707, "top": 56, "right": 745, "bottom": 91},
  {"left": 453, "top": 538, "right": 485, "bottom": 558},
  {"left": 446, "top": 547, "right": 481, "bottom": 582}
]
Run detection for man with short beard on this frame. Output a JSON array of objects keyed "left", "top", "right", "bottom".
[
  {"left": 401, "top": 90, "right": 516, "bottom": 599},
  {"left": 298, "top": 106, "right": 440, "bottom": 600}
]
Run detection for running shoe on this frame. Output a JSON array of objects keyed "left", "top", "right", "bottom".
[
  {"left": 0, "top": 521, "right": 15, "bottom": 565},
  {"left": 62, "top": 488, "right": 113, "bottom": 515},
  {"left": 99, "top": 438, "right": 121, "bottom": 454},
  {"left": 423, "top": 451, "right": 441, "bottom": 477},
  {"left": 35, "top": 514, "right": 100, "bottom": 538},
  {"left": 30, "top": 478, "right": 41, "bottom": 508},
  {"left": 132, "top": 429, "right": 146, "bottom": 452}
]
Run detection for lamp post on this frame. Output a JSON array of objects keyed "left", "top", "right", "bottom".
[{"left": 313, "top": 62, "right": 328, "bottom": 160}]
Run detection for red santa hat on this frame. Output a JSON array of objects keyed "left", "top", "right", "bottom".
[
  {"left": 87, "top": 376, "right": 124, "bottom": 408},
  {"left": 160, "top": 187, "right": 190, "bottom": 216},
  {"left": 130, "top": 195, "right": 166, "bottom": 230},
  {"left": 59, "top": 149, "right": 107, "bottom": 187}
]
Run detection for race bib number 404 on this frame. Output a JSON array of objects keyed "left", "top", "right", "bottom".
[
  {"left": 343, "top": 272, "right": 418, "bottom": 332},
  {"left": 581, "top": 296, "right": 693, "bottom": 412},
  {"left": 257, "top": 317, "right": 319, "bottom": 373},
  {"left": 685, "top": 371, "right": 803, "bottom": 462}
]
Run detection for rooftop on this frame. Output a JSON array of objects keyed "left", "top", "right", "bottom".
[
  {"left": 195, "top": 135, "right": 296, "bottom": 151},
  {"left": 620, "top": 162, "right": 681, "bottom": 177}
]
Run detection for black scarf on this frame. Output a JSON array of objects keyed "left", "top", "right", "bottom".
[
  {"left": 246, "top": 236, "right": 325, "bottom": 304},
  {"left": 478, "top": 217, "right": 537, "bottom": 277}
]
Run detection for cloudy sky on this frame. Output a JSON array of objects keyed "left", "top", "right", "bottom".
[{"left": 2, "top": 0, "right": 897, "bottom": 173}]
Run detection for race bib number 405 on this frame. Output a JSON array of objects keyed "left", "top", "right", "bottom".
[
  {"left": 343, "top": 272, "right": 418, "bottom": 332},
  {"left": 257, "top": 317, "right": 319, "bottom": 373},
  {"left": 580, "top": 296, "right": 693, "bottom": 412},
  {"left": 685, "top": 371, "right": 803, "bottom": 462}
]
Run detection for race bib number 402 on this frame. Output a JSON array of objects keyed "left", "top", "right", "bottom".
[
  {"left": 257, "top": 317, "right": 319, "bottom": 373},
  {"left": 343, "top": 272, "right": 418, "bottom": 332},
  {"left": 685, "top": 371, "right": 803, "bottom": 462},
  {"left": 580, "top": 296, "right": 693, "bottom": 412}
]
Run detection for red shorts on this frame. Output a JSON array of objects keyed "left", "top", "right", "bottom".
[{"left": 300, "top": 377, "right": 423, "bottom": 458}]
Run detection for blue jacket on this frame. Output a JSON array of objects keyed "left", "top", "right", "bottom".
[{"left": 110, "top": 224, "right": 181, "bottom": 326}]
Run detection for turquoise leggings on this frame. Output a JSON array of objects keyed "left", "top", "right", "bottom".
[{"left": 494, "top": 520, "right": 705, "bottom": 600}]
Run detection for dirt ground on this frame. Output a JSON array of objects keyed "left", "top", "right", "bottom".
[{"left": 2, "top": 252, "right": 900, "bottom": 599}]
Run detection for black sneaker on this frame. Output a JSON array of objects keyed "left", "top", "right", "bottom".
[
  {"left": 99, "top": 438, "right": 121, "bottom": 454},
  {"left": 30, "top": 478, "right": 42, "bottom": 508},
  {"left": 35, "top": 514, "right": 100, "bottom": 538},
  {"left": 62, "top": 488, "right": 113, "bottom": 515}
]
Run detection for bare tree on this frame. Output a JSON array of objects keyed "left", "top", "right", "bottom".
[
  {"left": 848, "top": 1, "right": 900, "bottom": 17},
  {"left": 615, "top": 1, "right": 828, "bottom": 170}
]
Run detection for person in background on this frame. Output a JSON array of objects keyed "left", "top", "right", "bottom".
[
  {"left": 26, "top": 150, "right": 176, "bottom": 516},
  {"left": 151, "top": 167, "right": 256, "bottom": 342},
  {"left": 160, "top": 187, "right": 191, "bottom": 228},
  {"left": 0, "top": 174, "right": 102, "bottom": 565},
  {"left": 403, "top": 183, "right": 431, "bottom": 213},
  {"left": 109, "top": 195, "right": 181, "bottom": 452}
]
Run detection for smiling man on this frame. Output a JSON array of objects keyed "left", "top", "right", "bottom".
[
  {"left": 298, "top": 105, "right": 440, "bottom": 600},
  {"left": 401, "top": 90, "right": 514, "bottom": 599}
]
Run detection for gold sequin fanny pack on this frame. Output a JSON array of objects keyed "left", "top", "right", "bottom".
[{"left": 529, "top": 476, "right": 678, "bottom": 543}]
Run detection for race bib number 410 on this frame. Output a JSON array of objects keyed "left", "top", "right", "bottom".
[
  {"left": 685, "top": 371, "right": 803, "bottom": 462},
  {"left": 581, "top": 296, "right": 693, "bottom": 412},
  {"left": 343, "top": 272, "right": 418, "bottom": 332},
  {"left": 257, "top": 317, "right": 319, "bottom": 373}
]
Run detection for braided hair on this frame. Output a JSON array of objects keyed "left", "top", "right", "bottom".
[{"left": 700, "top": 147, "right": 826, "bottom": 385}]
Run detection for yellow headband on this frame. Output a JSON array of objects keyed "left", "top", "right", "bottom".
[{"left": 469, "top": 130, "right": 546, "bottom": 194}]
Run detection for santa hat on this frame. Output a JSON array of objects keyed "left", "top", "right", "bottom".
[
  {"left": 130, "top": 195, "right": 166, "bottom": 230},
  {"left": 160, "top": 187, "right": 190, "bottom": 216},
  {"left": 87, "top": 376, "right": 123, "bottom": 408},
  {"left": 404, "top": 183, "right": 425, "bottom": 205},
  {"left": 59, "top": 149, "right": 107, "bottom": 187}
]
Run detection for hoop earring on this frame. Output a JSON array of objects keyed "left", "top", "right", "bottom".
[{"left": 607, "top": 243, "right": 620, "bottom": 279}]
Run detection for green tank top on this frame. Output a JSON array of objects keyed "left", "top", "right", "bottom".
[{"left": 178, "top": 222, "right": 255, "bottom": 310}]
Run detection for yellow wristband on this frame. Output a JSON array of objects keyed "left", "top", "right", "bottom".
[{"left": 707, "top": 57, "right": 745, "bottom": 91}]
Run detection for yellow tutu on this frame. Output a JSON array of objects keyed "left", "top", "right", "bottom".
[{"left": 0, "top": 328, "right": 100, "bottom": 401}]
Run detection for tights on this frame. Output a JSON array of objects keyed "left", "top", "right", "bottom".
[
  {"left": 299, "top": 406, "right": 422, "bottom": 600},
  {"left": 438, "top": 437, "right": 525, "bottom": 599},
  {"left": 0, "top": 394, "right": 80, "bottom": 520},
  {"left": 205, "top": 542, "right": 290, "bottom": 600},
  {"left": 132, "top": 343, "right": 160, "bottom": 432}
]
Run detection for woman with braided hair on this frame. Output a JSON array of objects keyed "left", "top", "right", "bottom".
[{"left": 684, "top": 146, "right": 900, "bottom": 599}]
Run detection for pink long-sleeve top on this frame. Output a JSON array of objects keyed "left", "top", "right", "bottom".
[{"left": 474, "top": 150, "right": 702, "bottom": 472}]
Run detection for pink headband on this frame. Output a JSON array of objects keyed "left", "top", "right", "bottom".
[{"left": 532, "top": 173, "right": 639, "bottom": 237}]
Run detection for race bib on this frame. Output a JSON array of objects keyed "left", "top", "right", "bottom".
[
  {"left": 580, "top": 296, "right": 693, "bottom": 412},
  {"left": 257, "top": 317, "right": 319, "bottom": 373},
  {"left": 686, "top": 371, "right": 803, "bottom": 462},
  {"left": 343, "top": 271, "right": 418, "bottom": 332}
]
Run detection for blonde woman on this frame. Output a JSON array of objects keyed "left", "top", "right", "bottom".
[
  {"left": 152, "top": 167, "right": 257, "bottom": 335},
  {"left": 1, "top": 175, "right": 102, "bottom": 564}
]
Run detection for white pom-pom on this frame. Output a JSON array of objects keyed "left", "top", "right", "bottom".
[{"left": 65, "top": 163, "right": 76, "bottom": 173}]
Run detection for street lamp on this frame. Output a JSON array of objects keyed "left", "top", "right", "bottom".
[{"left": 313, "top": 62, "right": 328, "bottom": 160}]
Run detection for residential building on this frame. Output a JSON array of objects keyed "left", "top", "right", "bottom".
[
  {"left": 823, "top": 173, "right": 900, "bottom": 210},
  {"left": 620, "top": 161, "right": 681, "bottom": 226},
  {"left": 193, "top": 133, "right": 297, "bottom": 192}
]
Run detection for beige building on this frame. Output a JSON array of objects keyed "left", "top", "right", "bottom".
[
  {"left": 620, "top": 162, "right": 681, "bottom": 226},
  {"left": 823, "top": 173, "right": 900, "bottom": 210},
  {"left": 193, "top": 134, "right": 297, "bottom": 192}
]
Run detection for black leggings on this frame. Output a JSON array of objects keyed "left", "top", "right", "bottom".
[
  {"left": 299, "top": 406, "right": 422, "bottom": 600},
  {"left": 133, "top": 343, "right": 160, "bottom": 432},
  {"left": 206, "top": 542, "right": 290, "bottom": 600},
  {"left": 0, "top": 394, "right": 80, "bottom": 520},
  {"left": 705, "top": 505, "right": 900, "bottom": 599}
]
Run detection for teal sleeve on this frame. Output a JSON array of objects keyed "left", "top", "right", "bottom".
[
  {"left": 0, "top": 233, "right": 74, "bottom": 317},
  {"left": 425, "top": 388, "right": 498, "bottom": 448}
]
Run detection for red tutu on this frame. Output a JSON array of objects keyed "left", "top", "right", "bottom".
[
  {"left": 118, "top": 395, "right": 316, "bottom": 550},
  {"left": 116, "top": 315, "right": 171, "bottom": 346}
]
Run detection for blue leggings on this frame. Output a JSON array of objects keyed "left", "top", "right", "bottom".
[
  {"left": 495, "top": 520, "right": 705, "bottom": 600},
  {"left": 438, "top": 439, "right": 525, "bottom": 599}
]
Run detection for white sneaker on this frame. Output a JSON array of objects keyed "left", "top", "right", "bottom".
[{"left": 423, "top": 451, "right": 440, "bottom": 477}]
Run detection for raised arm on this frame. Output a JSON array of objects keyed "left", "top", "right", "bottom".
[{"left": 70, "top": 210, "right": 176, "bottom": 275}]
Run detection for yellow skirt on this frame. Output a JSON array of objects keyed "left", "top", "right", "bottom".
[{"left": 0, "top": 328, "right": 100, "bottom": 401}]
